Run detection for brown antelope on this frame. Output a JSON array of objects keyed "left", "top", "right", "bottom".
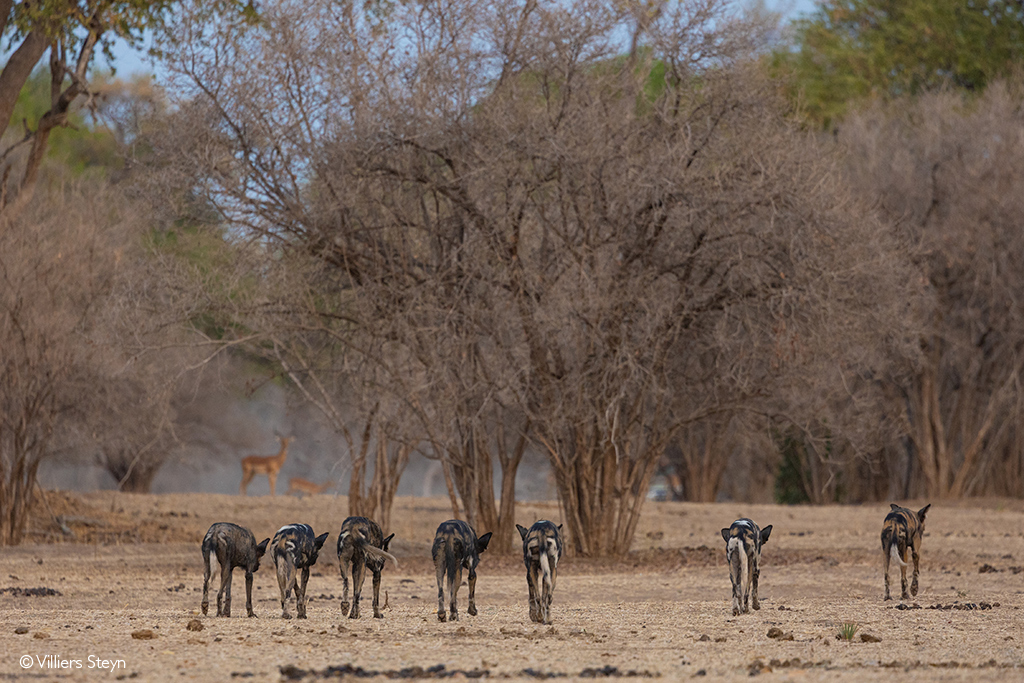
[
  {"left": 286, "top": 477, "right": 331, "bottom": 497},
  {"left": 239, "top": 435, "right": 292, "bottom": 496}
]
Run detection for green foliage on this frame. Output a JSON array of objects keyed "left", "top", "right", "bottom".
[
  {"left": 837, "top": 622, "right": 859, "bottom": 641},
  {"left": 774, "top": 432, "right": 811, "bottom": 504},
  {"left": 147, "top": 216, "right": 248, "bottom": 341},
  {"left": 9, "top": 69, "right": 121, "bottom": 175},
  {"left": 5, "top": 1, "right": 172, "bottom": 49},
  {"left": 774, "top": 0, "right": 1024, "bottom": 127}
]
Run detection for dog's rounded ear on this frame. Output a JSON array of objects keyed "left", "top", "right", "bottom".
[
  {"left": 557, "top": 524, "right": 563, "bottom": 531},
  {"left": 890, "top": 503, "right": 902, "bottom": 511},
  {"left": 917, "top": 503, "right": 931, "bottom": 521},
  {"left": 257, "top": 538, "right": 270, "bottom": 556},
  {"left": 477, "top": 532, "right": 493, "bottom": 552},
  {"left": 721, "top": 528, "right": 731, "bottom": 543},
  {"left": 760, "top": 525, "right": 772, "bottom": 544},
  {"left": 382, "top": 533, "right": 395, "bottom": 550},
  {"left": 314, "top": 532, "right": 330, "bottom": 550},
  {"left": 516, "top": 524, "right": 529, "bottom": 539}
]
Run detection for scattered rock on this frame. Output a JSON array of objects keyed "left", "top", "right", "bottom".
[
  {"left": 186, "top": 619, "right": 203, "bottom": 632},
  {"left": 14, "top": 626, "right": 29, "bottom": 634},
  {"left": 697, "top": 634, "right": 710, "bottom": 642},
  {"left": 748, "top": 659, "right": 772, "bottom": 675},
  {"left": 860, "top": 633, "right": 882, "bottom": 643},
  {"left": 979, "top": 564, "right": 1000, "bottom": 573},
  {"left": 925, "top": 602, "right": 995, "bottom": 611},
  {"left": 131, "top": 629, "right": 156, "bottom": 640},
  {"left": 0, "top": 587, "right": 62, "bottom": 597},
  {"left": 766, "top": 627, "right": 793, "bottom": 640},
  {"left": 33, "top": 631, "right": 50, "bottom": 639},
  {"left": 694, "top": 670, "right": 706, "bottom": 677},
  {"left": 713, "top": 637, "right": 727, "bottom": 643}
]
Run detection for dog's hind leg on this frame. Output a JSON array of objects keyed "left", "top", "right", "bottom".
[
  {"left": 349, "top": 558, "right": 365, "bottom": 619},
  {"left": 910, "top": 547, "right": 920, "bottom": 596},
  {"left": 900, "top": 556, "right": 909, "bottom": 600},
  {"left": 539, "top": 550, "right": 553, "bottom": 624},
  {"left": 435, "top": 549, "right": 448, "bottom": 622},
  {"left": 466, "top": 565, "right": 478, "bottom": 617},
  {"left": 201, "top": 547, "right": 212, "bottom": 616},
  {"left": 296, "top": 567, "right": 310, "bottom": 619},
  {"left": 448, "top": 566, "right": 462, "bottom": 621},
  {"left": 218, "top": 555, "right": 233, "bottom": 617},
  {"left": 527, "top": 566, "right": 540, "bottom": 622},
  {"left": 339, "top": 549, "right": 352, "bottom": 617},
  {"left": 728, "top": 539, "right": 746, "bottom": 616},
  {"left": 751, "top": 554, "right": 761, "bottom": 611},
  {"left": 277, "top": 557, "right": 294, "bottom": 619},
  {"left": 371, "top": 566, "right": 383, "bottom": 618},
  {"left": 883, "top": 546, "right": 892, "bottom": 601},
  {"left": 244, "top": 570, "right": 257, "bottom": 618},
  {"left": 339, "top": 564, "right": 351, "bottom": 617}
]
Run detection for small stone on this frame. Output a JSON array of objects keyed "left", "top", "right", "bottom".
[
  {"left": 33, "top": 631, "right": 49, "bottom": 639},
  {"left": 860, "top": 633, "right": 882, "bottom": 643},
  {"left": 186, "top": 619, "right": 203, "bottom": 632},
  {"left": 767, "top": 627, "right": 784, "bottom": 639},
  {"left": 14, "top": 626, "right": 28, "bottom": 634},
  {"left": 131, "top": 629, "right": 156, "bottom": 640},
  {"left": 697, "top": 634, "right": 710, "bottom": 642}
]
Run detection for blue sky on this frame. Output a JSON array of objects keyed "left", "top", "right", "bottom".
[{"left": 105, "top": 0, "right": 821, "bottom": 77}]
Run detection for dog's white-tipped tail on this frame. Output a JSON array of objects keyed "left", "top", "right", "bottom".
[
  {"left": 540, "top": 547, "right": 553, "bottom": 592},
  {"left": 364, "top": 544, "right": 399, "bottom": 569},
  {"left": 889, "top": 541, "right": 907, "bottom": 568}
]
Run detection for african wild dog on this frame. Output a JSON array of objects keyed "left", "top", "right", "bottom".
[
  {"left": 881, "top": 503, "right": 931, "bottom": 601},
  {"left": 720, "top": 518, "right": 772, "bottom": 616},
  {"left": 337, "top": 516, "right": 399, "bottom": 619},
  {"left": 432, "top": 520, "right": 492, "bottom": 622},
  {"left": 516, "top": 520, "right": 563, "bottom": 625},
  {"left": 201, "top": 522, "right": 270, "bottom": 618},
  {"left": 271, "top": 523, "right": 330, "bottom": 619}
]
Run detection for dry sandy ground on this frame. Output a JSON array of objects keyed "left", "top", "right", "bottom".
[{"left": 1, "top": 493, "right": 1023, "bottom": 682}]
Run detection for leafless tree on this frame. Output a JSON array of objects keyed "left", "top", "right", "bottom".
[
  {"left": 0, "top": 178, "right": 143, "bottom": 542},
  {"left": 841, "top": 79, "right": 1024, "bottom": 499},
  {"left": 146, "top": 0, "right": 919, "bottom": 555}
]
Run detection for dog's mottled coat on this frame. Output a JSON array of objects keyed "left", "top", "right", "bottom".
[
  {"left": 337, "top": 516, "right": 398, "bottom": 619},
  {"left": 516, "top": 520, "right": 563, "bottom": 624},
  {"left": 720, "top": 518, "right": 772, "bottom": 616},
  {"left": 201, "top": 522, "right": 270, "bottom": 618},
  {"left": 271, "top": 523, "right": 329, "bottom": 619},
  {"left": 431, "top": 520, "right": 492, "bottom": 622},
  {"left": 881, "top": 503, "right": 931, "bottom": 601}
]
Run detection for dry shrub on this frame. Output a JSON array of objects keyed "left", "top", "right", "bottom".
[{"left": 841, "top": 80, "right": 1024, "bottom": 498}]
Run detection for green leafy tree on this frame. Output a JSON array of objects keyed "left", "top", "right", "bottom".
[
  {"left": 775, "top": 0, "right": 1024, "bottom": 126},
  {"left": 0, "top": 1, "right": 251, "bottom": 219}
]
